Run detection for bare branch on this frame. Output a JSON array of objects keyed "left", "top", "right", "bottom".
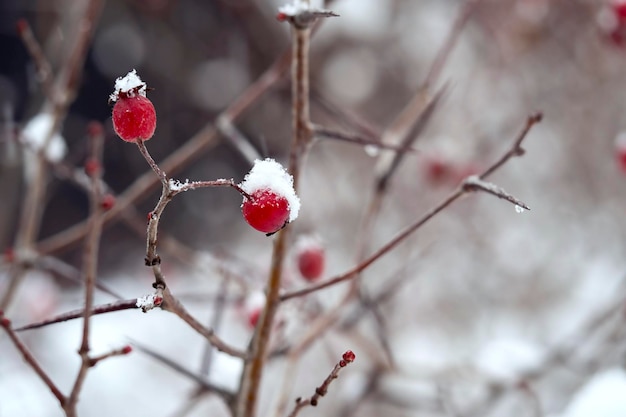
[
  {"left": 281, "top": 112, "right": 542, "bottom": 301},
  {"left": 14, "top": 299, "right": 139, "bottom": 331},
  {"left": 132, "top": 340, "right": 235, "bottom": 406},
  {"left": 286, "top": 351, "right": 356, "bottom": 417},
  {"left": 462, "top": 176, "right": 531, "bottom": 210},
  {"left": 1, "top": 313, "right": 65, "bottom": 404}
]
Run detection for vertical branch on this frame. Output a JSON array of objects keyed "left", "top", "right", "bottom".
[
  {"left": 1, "top": 0, "right": 103, "bottom": 311},
  {"left": 235, "top": 19, "right": 313, "bottom": 417},
  {"left": 65, "top": 125, "right": 106, "bottom": 416}
]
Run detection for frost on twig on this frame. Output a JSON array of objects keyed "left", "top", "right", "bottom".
[
  {"left": 277, "top": 0, "right": 338, "bottom": 27},
  {"left": 136, "top": 290, "right": 163, "bottom": 313},
  {"left": 462, "top": 176, "right": 530, "bottom": 211}
]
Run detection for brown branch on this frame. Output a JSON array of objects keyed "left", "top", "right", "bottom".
[
  {"left": 286, "top": 351, "right": 356, "bottom": 417},
  {"left": 15, "top": 19, "right": 55, "bottom": 103},
  {"left": 235, "top": 19, "right": 313, "bottom": 417},
  {"left": 160, "top": 288, "right": 247, "bottom": 359},
  {"left": 312, "top": 125, "right": 419, "bottom": 153},
  {"left": 0, "top": 313, "right": 65, "bottom": 404},
  {"left": 132, "top": 340, "right": 235, "bottom": 406},
  {"left": 14, "top": 299, "right": 140, "bottom": 331},
  {"left": 281, "top": 112, "right": 542, "bottom": 301},
  {"left": 66, "top": 123, "right": 106, "bottom": 414}
]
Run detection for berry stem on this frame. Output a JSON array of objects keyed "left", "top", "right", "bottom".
[{"left": 136, "top": 140, "right": 168, "bottom": 188}]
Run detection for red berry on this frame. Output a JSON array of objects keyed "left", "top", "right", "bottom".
[
  {"left": 296, "top": 240, "right": 325, "bottom": 282},
  {"left": 16, "top": 19, "right": 27, "bottom": 35},
  {"left": 242, "top": 189, "right": 290, "bottom": 234},
  {"left": 1, "top": 317, "right": 10, "bottom": 328},
  {"left": 86, "top": 121, "right": 104, "bottom": 139},
  {"left": 424, "top": 155, "right": 452, "bottom": 184},
  {"left": 101, "top": 194, "right": 116, "bottom": 210},
  {"left": 342, "top": 350, "right": 355, "bottom": 363},
  {"left": 248, "top": 308, "right": 261, "bottom": 328},
  {"left": 276, "top": 12, "right": 288, "bottom": 21},
  {"left": 121, "top": 345, "right": 133, "bottom": 355},
  {"left": 84, "top": 158, "right": 100, "bottom": 177},
  {"left": 112, "top": 95, "right": 156, "bottom": 142},
  {"left": 615, "top": 1, "right": 626, "bottom": 20},
  {"left": 153, "top": 295, "right": 163, "bottom": 306},
  {"left": 339, "top": 360, "right": 347, "bottom": 367},
  {"left": 3, "top": 248, "right": 15, "bottom": 263}
]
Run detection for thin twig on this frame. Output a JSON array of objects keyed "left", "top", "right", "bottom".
[
  {"left": 0, "top": 314, "right": 65, "bottom": 404},
  {"left": 66, "top": 113, "right": 106, "bottom": 415},
  {"left": 132, "top": 340, "right": 235, "bottom": 406},
  {"left": 280, "top": 113, "right": 542, "bottom": 301},
  {"left": 285, "top": 351, "right": 356, "bottom": 417},
  {"left": 14, "top": 299, "right": 139, "bottom": 331},
  {"left": 160, "top": 288, "right": 247, "bottom": 359},
  {"left": 462, "top": 176, "right": 531, "bottom": 210}
]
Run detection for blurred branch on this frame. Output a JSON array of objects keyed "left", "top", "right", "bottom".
[
  {"left": 132, "top": 340, "right": 235, "bottom": 407},
  {"left": 0, "top": 313, "right": 65, "bottom": 404},
  {"left": 280, "top": 112, "right": 542, "bottom": 301}
]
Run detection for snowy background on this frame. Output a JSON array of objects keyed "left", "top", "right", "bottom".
[{"left": 1, "top": 0, "right": 626, "bottom": 416}]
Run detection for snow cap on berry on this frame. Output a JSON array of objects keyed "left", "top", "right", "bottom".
[
  {"left": 278, "top": 0, "right": 312, "bottom": 16},
  {"left": 240, "top": 158, "right": 300, "bottom": 222},
  {"left": 109, "top": 69, "right": 147, "bottom": 102}
]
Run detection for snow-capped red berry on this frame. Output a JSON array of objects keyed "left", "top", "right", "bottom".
[
  {"left": 240, "top": 159, "right": 300, "bottom": 235},
  {"left": 295, "top": 235, "right": 325, "bottom": 282},
  {"left": 242, "top": 189, "right": 290, "bottom": 234},
  {"left": 110, "top": 70, "right": 156, "bottom": 142}
]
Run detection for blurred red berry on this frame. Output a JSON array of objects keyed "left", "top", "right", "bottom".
[
  {"left": 15, "top": 19, "right": 27, "bottom": 35},
  {"left": 342, "top": 350, "right": 356, "bottom": 363},
  {"left": 248, "top": 308, "right": 261, "bottom": 328},
  {"left": 1, "top": 317, "right": 10, "bottom": 327},
  {"left": 296, "top": 241, "right": 325, "bottom": 282},
  {"left": 101, "top": 194, "right": 116, "bottom": 211},
  {"left": 84, "top": 158, "right": 100, "bottom": 177},
  {"left": 614, "top": 1, "right": 626, "bottom": 20},
  {"left": 121, "top": 345, "right": 133, "bottom": 355},
  {"left": 242, "top": 189, "right": 290, "bottom": 234},
  {"left": 3, "top": 247, "right": 14, "bottom": 263},
  {"left": 86, "top": 121, "right": 104, "bottom": 139},
  {"left": 276, "top": 12, "right": 288, "bottom": 21},
  {"left": 424, "top": 155, "right": 452, "bottom": 184}
]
